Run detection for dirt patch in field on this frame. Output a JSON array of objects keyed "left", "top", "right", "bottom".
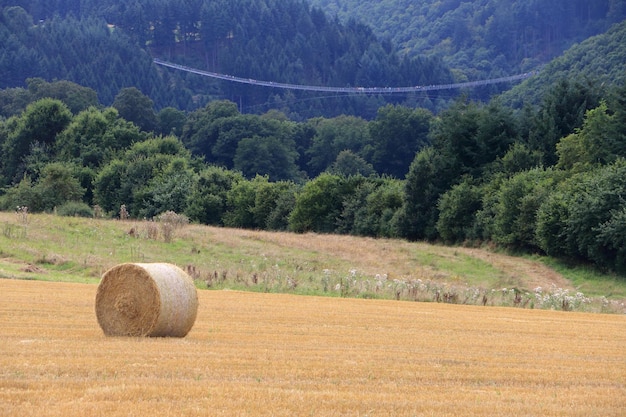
[
  {"left": 0, "top": 258, "right": 46, "bottom": 278},
  {"left": 454, "top": 247, "right": 573, "bottom": 291},
  {"left": 20, "top": 264, "right": 46, "bottom": 274}
]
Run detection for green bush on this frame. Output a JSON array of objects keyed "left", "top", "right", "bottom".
[
  {"left": 565, "top": 160, "right": 626, "bottom": 271},
  {"left": 185, "top": 166, "right": 243, "bottom": 225},
  {"left": 535, "top": 159, "right": 626, "bottom": 273},
  {"left": 491, "top": 168, "right": 558, "bottom": 249},
  {"left": 0, "top": 176, "right": 41, "bottom": 211},
  {"left": 535, "top": 191, "right": 574, "bottom": 257},
  {"left": 289, "top": 173, "right": 347, "bottom": 233},
  {"left": 436, "top": 178, "right": 482, "bottom": 243},
  {"left": 56, "top": 201, "right": 94, "bottom": 217},
  {"left": 596, "top": 208, "right": 626, "bottom": 273}
]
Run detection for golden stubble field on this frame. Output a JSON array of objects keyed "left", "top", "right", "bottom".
[{"left": 1, "top": 279, "right": 625, "bottom": 417}]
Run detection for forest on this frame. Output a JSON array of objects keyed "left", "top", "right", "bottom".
[
  {"left": 3, "top": 0, "right": 624, "bottom": 118},
  {"left": 310, "top": 0, "right": 626, "bottom": 79},
  {"left": 0, "top": 0, "right": 456, "bottom": 118},
  {"left": 0, "top": 1, "right": 625, "bottom": 275}
]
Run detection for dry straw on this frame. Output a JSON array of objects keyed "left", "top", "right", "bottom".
[{"left": 95, "top": 263, "right": 198, "bottom": 337}]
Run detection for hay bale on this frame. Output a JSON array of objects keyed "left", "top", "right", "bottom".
[{"left": 95, "top": 263, "right": 198, "bottom": 337}]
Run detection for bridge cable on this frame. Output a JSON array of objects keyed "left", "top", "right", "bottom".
[{"left": 154, "top": 58, "right": 536, "bottom": 94}]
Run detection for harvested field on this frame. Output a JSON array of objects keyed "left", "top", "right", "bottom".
[{"left": 1, "top": 278, "right": 625, "bottom": 416}]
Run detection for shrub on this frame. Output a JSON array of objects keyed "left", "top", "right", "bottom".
[
  {"left": 35, "top": 163, "right": 85, "bottom": 211},
  {"left": 535, "top": 191, "right": 574, "bottom": 257},
  {"left": 436, "top": 178, "right": 482, "bottom": 243},
  {"left": 565, "top": 160, "right": 626, "bottom": 271},
  {"left": 491, "top": 168, "right": 559, "bottom": 249},
  {"left": 56, "top": 201, "right": 94, "bottom": 218},
  {"left": 0, "top": 177, "right": 41, "bottom": 212},
  {"left": 290, "top": 173, "right": 349, "bottom": 233}
]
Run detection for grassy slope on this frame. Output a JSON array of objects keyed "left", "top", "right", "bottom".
[{"left": 0, "top": 212, "right": 624, "bottom": 312}]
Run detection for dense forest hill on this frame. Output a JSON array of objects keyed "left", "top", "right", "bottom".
[
  {"left": 310, "top": 0, "right": 626, "bottom": 82},
  {"left": 0, "top": 3, "right": 179, "bottom": 108},
  {"left": 0, "top": 0, "right": 457, "bottom": 119},
  {"left": 503, "top": 19, "right": 626, "bottom": 107}
]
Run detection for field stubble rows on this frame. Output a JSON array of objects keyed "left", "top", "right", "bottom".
[{"left": 1, "top": 279, "right": 625, "bottom": 416}]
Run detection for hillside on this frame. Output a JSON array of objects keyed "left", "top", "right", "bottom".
[
  {"left": 1, "top": 212, "right": 624, "bottom": 312},
  {"left": 0, "top": 9, "right": 180, "bottom": 108},
  {"left": 0, "top": 0, "right": 454, "bottom": 118},
  {"left": 2, "top": 1, "right": 624, "bottom": 117},
  {"left": 310, "top": 0, "right": 626, "bottom": 81},
  {"left": 502, "top": 19, "right": 626, "bottom": 107}
]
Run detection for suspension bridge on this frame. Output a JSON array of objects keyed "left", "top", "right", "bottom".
[{"left": 153, "top": 58, "right": 537, "bottom": 94}]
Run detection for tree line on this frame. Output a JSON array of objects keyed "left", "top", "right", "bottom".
[{"left": 1, "top": 75, "right": 625, "bottom": 274}]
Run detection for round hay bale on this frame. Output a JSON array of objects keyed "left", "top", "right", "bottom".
[{"left": 95, "top": 263, "right": 198, "bottom": 337}]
